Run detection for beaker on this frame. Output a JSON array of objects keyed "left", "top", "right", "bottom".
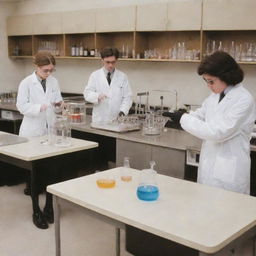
[{"left": 54, "top": 115, "right": 71, "bottom": 147}]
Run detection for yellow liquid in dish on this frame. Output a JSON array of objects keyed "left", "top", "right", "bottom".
[
  {"left": 96, "top": 179, "right": 116, "bottom": 188},
  {"left": 121, "top": 176, "right": 132, "bottom": 182}
]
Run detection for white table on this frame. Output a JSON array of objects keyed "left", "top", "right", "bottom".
[
  {"left": 0, "top": 132, "right": 98, "bottom": 227},
  {"left": 47, "top": 168, "right": 256, "bottom": 256}
]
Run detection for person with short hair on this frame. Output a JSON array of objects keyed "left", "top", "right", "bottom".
[
  {"left": 180, "top": 51, "right": 255, "bottom": 194},
  {"left": 17, "top": 50, "right": 62, "bottom": 137},
  {"left": 84, "top": 47, "right": 132, "bottom": 123},
  {"left": 16, "top": 51, "right": 63, "bottom": 229}
]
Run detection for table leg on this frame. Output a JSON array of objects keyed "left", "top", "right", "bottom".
[
  {"left": 53, "top": 196, "right": 61, "bottom": 256},
  {"left": 30, "top": 169, "right": 40, "bottom": 213},
  {"left": 115, "top": 227, "right": 120, "bottom": 256}
]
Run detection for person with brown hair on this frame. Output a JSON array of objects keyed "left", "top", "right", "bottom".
[
  {"left": 16, "top": 51, "right": 63, "bottom": 229},
  {"left": 17, "top": 50, "right": 62, "bottom": 137}
]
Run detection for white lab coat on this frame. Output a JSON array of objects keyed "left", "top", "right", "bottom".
[
  {"left": 84, "top": 68, "right": 132, "bottom": 123},
  {"left": 16, "top": 72, "right": 62, "bottom": 137},
  {"left": 180, "top": 84, "right": 256, "bottom": 194}
]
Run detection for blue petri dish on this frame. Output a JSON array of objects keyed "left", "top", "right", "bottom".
[{"left": 137, "top": 185, "right": 159, "bottom": 201}]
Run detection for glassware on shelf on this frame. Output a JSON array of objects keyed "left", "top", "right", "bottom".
[
  {"left": 205, "top": 39, "right": 256, "bottom": 63},
  {"left": 38, "top": 40, "right": 60, "bottom": 56}
]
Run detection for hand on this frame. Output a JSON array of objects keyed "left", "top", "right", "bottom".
[
  {"left": 163, "top": 109, "right": 187, "bottom": 123},
  {"left": 118, "top": 111, "right": 125, "bottom": 117},
  {"left": 98, "top": 93, "right": 107, "bottom": 102},
  {"left": 40, "top": 104, "right": 49, "bottom": 112}
]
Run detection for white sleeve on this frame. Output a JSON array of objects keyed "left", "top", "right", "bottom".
[
  {"left": 180, "top": 96, "right": 255, "bottom": 142},
  {"left": 189, "top": 99, "right": 207, "bottom": 121},
  {"left": 83, "top": 73, "right": 99, "bottom": 104},
  {"left": 16, "top": 81, "right": 41, "bottom": 117},
  {"left": 120, "top": 75, "right": 133, "bottom": 115}
]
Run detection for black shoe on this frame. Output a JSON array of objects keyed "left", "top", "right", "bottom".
[
  {"left": 43, "top": 207, "right": 54, "bottom": 224},
  {"left": 24, "top": 187, "right": 31, "bottom": 196},
  {"left": 33, "top": 211, "right": 48, "bottom": 229}
]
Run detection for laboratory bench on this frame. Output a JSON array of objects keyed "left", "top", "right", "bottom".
[
  {"left": 71, "top": 116, "right": 256, "bottom": 196},
  {"left": 0, "top": 131, "right": 98, "bottom": 228},
  {"left": 48, "top": 167, "right": 256, "bottom": 256}
]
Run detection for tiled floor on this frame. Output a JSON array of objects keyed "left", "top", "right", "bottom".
[{"left": 0, "top": 184, "right": 132, "bottom": 256}]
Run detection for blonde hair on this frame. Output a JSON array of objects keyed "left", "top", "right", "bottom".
[{"left": 33, "top": 51, "right": 56, "bottom": 67}]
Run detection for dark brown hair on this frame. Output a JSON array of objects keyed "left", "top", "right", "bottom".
[
  {"left": 33, "top": 51, "right": 56, "bottom": 67},
  {"left": 100, "top": 47, "right": 119, "bottom": 59},
  {"left": 198, "top": 51, "right": 244, "bottom": 85}
]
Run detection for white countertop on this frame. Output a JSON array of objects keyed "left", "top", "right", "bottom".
[
  {"left": 47, "top": 168, "right": 256, "bottom": 253},
  {"left": 0, "top": 132, "right": 98, "bottom": 161}
]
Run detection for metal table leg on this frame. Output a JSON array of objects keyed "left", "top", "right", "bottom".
[
  {"left": 53, "top": 196, "right": 61, "bottom": 256},
  {"left": 115, "top": 227, "right": 121, "bottom": 256}
]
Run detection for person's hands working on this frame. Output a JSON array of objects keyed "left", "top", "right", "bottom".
[{"left": 163, "top": 109, "right": 187, "bottom": 123}]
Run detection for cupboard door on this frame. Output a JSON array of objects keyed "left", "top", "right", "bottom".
[
  {"left": 116, "top": 139, "right": 151, "bottom": 170},
  {"left": 167, "top": 0, "right": 202, "bottom": 31},
  {"left": 203, "top": 0, "right": 256, "bottom": 30},
  {"left": 152, "top": 146, "right": 185, "bottom": 179},
  {"left": 96, "top": 6, "right": 136, "bottom": 32},
  {"left": 136, "top": 3, "right": 168, "bottom": 31},
  {"left": 62, "top": 10, "right": 95, "bottom": 33},
  {"left": 33, "top": 13, "right": 62, "bottom": 35},
  {"left": 7, "top": 15, "right": 33, "bottom": 36}
]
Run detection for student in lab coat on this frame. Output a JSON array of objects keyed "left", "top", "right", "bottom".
[
  {"left": 84, "top": 47, "right": 132, "bottom": 123},
  {"left": 17, "top": 51, "right": 62, "bottom": 137},
  {"left": 180, "top": 51, "right": 255, "bottom": 195},
  {"left": 16, "top": 51, "right": 62, "bottom": 229}
]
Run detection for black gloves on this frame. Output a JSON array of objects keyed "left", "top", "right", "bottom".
[
  {"left": 163, "top": 109, "right": 187, "bottom": 123},
  {"left": 118, "top": 111, "right": 125, "bottom": 117}
]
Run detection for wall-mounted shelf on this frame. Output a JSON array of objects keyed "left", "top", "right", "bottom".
[{"left": 7, "top": 0, "right": 256, "bottom": 65}]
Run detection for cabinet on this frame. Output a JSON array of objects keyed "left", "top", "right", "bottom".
[
  {"left": 33, "top": 13, "right": 62, "bottom": 35},
  {"left": 96, "top": 6, "right": 136, "bottom": 32},
  {"left": 167, "top": 0, "right": 202, "bottom": 31},
  {"left": 203, "top": 0, "right": 256, "bottom": 30},
  {"left": 7, "top": 15, "right": 33, "bottom": 36},
  {"left": 136, "top": 3, "right": 168, "bottom": 31},
  {"left": 62, "top": 10, "right": 95, "bottom": 34},
  {"left": 6, "top": 1, "right": 256, "bottom": 65},
  {"left": 116, "top": 139, "right": 185, "bottom": 178}
]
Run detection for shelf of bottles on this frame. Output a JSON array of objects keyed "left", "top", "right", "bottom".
[
  {"left": 135, "top": 31, "right": 201, "bottom": 61},
  {"left": 8, "top": 36, "right": 33, "bottom": 57},
  {"left": 33, "top": 35, "right": 64, "bottom": 56},
  {"left": 203, "top": 31, "right": 256, "bottom": 64}
]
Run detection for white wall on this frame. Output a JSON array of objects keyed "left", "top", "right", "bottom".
[
  {"left": 11, "top": 0, "right": 256, "bottom": 107},
  {"left": 0, "top": 2, "right": 25, "bottom": 93}
]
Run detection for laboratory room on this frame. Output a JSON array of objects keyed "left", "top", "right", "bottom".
[{"left": 2, "top": 0, "right": 256, "bottom": 255}]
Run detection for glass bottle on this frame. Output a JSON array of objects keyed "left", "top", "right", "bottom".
[
  {"left": 121, "top": 157, "right": 132, "bottom": 182},
  {"left": 137, "top": 161, "right": 159, "bottom": 201}
]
